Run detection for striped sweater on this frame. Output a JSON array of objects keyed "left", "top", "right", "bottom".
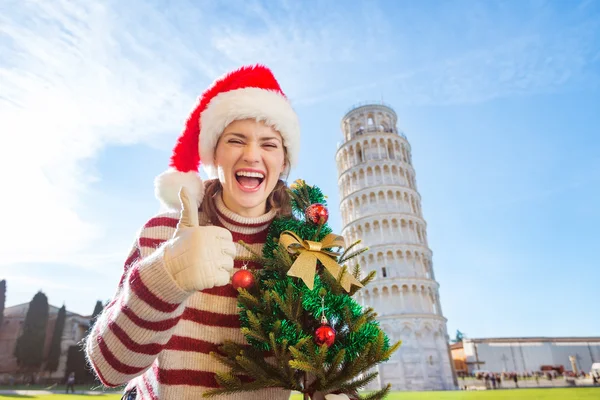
[{"left": 86, "top": 195, "right": 291, "bottom": 400}]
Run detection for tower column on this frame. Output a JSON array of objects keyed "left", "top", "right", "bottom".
[
  {"left": 399, "top": 289, "right": 405, "bottom": 310},
  {"left": 419, "top": 287, "right": 426, "bottom": 312}
]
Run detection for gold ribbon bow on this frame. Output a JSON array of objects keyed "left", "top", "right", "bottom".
[{"left": 279, "top": 230, "right": 363, "bottom": 292}]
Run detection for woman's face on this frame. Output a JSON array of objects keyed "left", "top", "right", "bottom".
[{"left": 214, "top": 118, "right": 287, "bottom": 217}]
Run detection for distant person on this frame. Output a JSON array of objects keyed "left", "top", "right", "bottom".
[
  {"left": 513, "top": 373, "right": 518, "bottom": 388},
  {"left": 65, "top": 372, "right": 75, "bottom": 394}
]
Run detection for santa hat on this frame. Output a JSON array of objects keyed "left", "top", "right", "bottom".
[{"left": 154, "top": 64, "right": 300, "bottom": 210}]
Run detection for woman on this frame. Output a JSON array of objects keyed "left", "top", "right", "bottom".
[{"left": 85, "top": 65, "right": 350, "bottom": 400}]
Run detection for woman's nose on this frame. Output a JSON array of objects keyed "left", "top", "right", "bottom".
[{"left": 242, "top": 143, "right": 260, "bottom": 163}]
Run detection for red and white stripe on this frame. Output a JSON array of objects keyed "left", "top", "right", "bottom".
[{"left": 86, "top": 203, "right": 290, "bottom": 399}]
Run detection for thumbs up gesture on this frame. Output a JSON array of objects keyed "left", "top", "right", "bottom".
[{"left": 162, "top": 187, "right": 236, "bottom": 292}]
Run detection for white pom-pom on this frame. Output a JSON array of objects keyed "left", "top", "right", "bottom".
[{"left": 154, "top": 169, "right": 204, "bottom": 210}]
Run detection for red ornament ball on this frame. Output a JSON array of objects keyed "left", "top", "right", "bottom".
[
  {"left": 315, "top": 324, "right": 336, "bottom": 347},
  {"left": 232, "top": 269, "right": 255, "bottom": 290},
  {"left": 305, "top": 203, "right": 329, "bottom": 224}
]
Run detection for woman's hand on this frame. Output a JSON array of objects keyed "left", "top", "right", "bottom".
[{"left": 162, "top": 188, "right": 236, "bottom": 292}]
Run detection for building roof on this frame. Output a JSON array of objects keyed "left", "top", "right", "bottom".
[
  {"left": 464, "top": 336, "right": 600, "bottom": 344},
  {"left": 342, "top": 102, "right": 397, "bottom": 121},
  {"left": 450, "top": 342, "right": 464, "bottom": 350},
  {"left": 3, "top": 302, "right": 90, "bottom": 319}
]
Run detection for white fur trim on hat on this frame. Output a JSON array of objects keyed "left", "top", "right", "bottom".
[
  {"left": 154, "top": 169, "right": 204, "bottom": 210},
  {"left": 199, "top": 87, "right": 300, "bottom": 172}
]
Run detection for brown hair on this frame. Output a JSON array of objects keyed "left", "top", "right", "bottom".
[{"left": 200, "top": 178, "right": 292, "bottom": 224}]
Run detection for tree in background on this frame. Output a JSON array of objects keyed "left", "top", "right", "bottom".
[
  {"left": 72, "top": 300, "right": 106, "bottom": 383},
  {"left": 207, "top": 180, "right": 400, "bottom": 400},
  {"left": 0, "top": 279, "right": 6, "bottom": 327},
  {"left": 88, "top": 300, "right": 104, "bottom": 332},
  {"left": 65, "top": 345, "right": 91, "bottom": 384},
  {"left": 45, "top": 305, "right": 67, "bottom": 373},
  {"left": 14, "top": 291, "right": 49, "bottom": 375}
]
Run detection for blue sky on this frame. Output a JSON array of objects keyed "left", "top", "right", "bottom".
[{"left": 1, "top": 0, "right": 599, "bottom": 340}]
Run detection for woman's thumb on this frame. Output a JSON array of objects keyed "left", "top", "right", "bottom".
[{"left": 177, "top": 187, "right": 199, "bottom": 228}]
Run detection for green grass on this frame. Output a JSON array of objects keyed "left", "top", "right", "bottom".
[
  {"left": 291, "top": 388, "right": 600, "bottom": 399},
  {"left": 0, "top": 396, "right": 118, "bottom": 399},
  {"left": 0, "top": 388, "right": 598, "bottom": 399},
  {"left": 0, "top": 386, "right": 103, "bottom": 392}
]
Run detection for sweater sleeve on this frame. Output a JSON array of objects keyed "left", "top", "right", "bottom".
[{"left": 85, "top": 212, "right": 191, "bottom": 387}]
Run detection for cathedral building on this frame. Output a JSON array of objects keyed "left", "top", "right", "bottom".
[{"left": 0, "top": 303, "right": 90, "bottom": 383}]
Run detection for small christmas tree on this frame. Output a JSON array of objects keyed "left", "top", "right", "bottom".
[{"left": 206, "top": 180, "right": 400, "bottom": 400}]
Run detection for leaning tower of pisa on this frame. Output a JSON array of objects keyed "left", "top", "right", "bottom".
[{"left": 335, "top": 103, "right": 457, "bottom": 391}]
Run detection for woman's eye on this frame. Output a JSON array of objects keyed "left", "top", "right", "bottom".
[
  {"left": 228, "top": 140, "right": 243, "bottom": 144},
  {"left": 263, "top": 143, "right": 278, "bottom": 148}
]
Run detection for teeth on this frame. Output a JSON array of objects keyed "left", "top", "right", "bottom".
[{"left": 236, "top": 171, "right": 265, "bottom": 179}]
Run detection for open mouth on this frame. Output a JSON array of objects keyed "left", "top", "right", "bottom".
[{"left": 235, "top": 170, "right": 265, "bottom": 190}]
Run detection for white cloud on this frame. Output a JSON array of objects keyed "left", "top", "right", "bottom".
[
  {"left": 298, "top": 22, "right": 600, "bottom": 107},
  {"left": 1, "top": 0, "right": 597, "bottom": 268},
  {"left": 2, "top": 272, "right": 95, "bottom": 293},
  {"left": 0, "top": 0, "right": 357, "bottom": 267},
  {"left": 0, "top": 1, "right": 200, "bottom": 265},
  {"left": 206, "top": 2, "right": 362, "bottom": 97}
]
